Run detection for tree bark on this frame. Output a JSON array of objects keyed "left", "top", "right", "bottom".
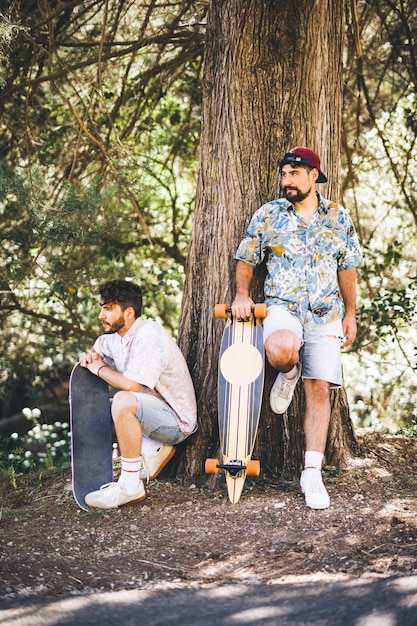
[{"left": 177, "top": 0, "right": 356, "bottom": 481}]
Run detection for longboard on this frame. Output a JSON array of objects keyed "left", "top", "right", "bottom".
[
  {"left": 69, "top": 364, "right": 113, "bottom": 510},
  {"left": 206, "top": 303, "right": 267, "bottom": 503}
]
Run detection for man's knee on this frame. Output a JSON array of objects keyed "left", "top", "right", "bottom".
[
  {"left": 304, "top": 379, "right": 330, "bottom": 403},
  {"left": 265, "top": 329, "right": 301, "bottom": 368},
  {"left": 111, "top": 390, "right": 137, "bottom": 419}
]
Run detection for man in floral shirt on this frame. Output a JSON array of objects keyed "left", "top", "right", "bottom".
[
  {"left": 232, "top": 147, "right": 362, "bottom": 510},
  {"left": 79, "top": 280, "right": 197, "bottom": 509}
]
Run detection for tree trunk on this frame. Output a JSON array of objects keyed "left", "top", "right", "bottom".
[{"left": 177, "top": 0, "right": 356, "bottom": 481}]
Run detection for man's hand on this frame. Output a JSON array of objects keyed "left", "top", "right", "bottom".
[
  {"left": 79, "top": 349, "right": 105, "bottom": 375},
  {"left": 232, "top": 261, "right": 255, "bottom": 320},
  {"left": 231, "top": 296, "right": 254, "bottom": 320},
  {"left": 341, "top": 313, "right": 357, "bottom": 347},
  {"left": 79, "top": 348, "right": 141, "bottom": 391},
  {"left": 338, "top": 268, "right": 358, "bottom": 347}
]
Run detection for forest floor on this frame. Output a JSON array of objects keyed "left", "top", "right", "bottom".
[{"left": 0, "top": 430, "right": 417, "bottom": 609}]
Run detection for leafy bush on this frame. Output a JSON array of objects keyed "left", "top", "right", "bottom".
[{"left": 0, "top": 408, "right": 70, "bottom": 474}]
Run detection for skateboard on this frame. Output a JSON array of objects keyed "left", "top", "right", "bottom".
[
  {"left": 69, "top": 363, "right": 113, "bottom": 510},
  {"left": 206, "top": 303, "right": 267, "bottom": 503}
]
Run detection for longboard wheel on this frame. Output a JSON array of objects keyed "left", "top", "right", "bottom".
[
  {"left": 205, "top": 458, "right": 220, "bottom": 474},
  {"left": 246, "top": 460, "right": 261, "bottom": 476},
  {"left": 253, "top": 303, "right": 267, "bottom": 319},
  {"left": 214, "top": 304, "right": 228, "bottom": 319}
]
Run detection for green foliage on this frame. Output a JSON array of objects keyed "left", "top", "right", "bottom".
[
  {"left": 0, "top": 409, "right": 71, "bottom": 476},
  {"left": 0, "top": 13, "right": 25, "bottom": 88},
  {"left": 357, "top": 244, "right": 417, "bottom": 346},
  {"left": 0, "top": 2, "right": 205, "bottom": 416},
  {"left": 342, "top": 0, "right": 417, "bottom": 429},
  {"left": 0, "top": 161, "right": 192, "bottom": 414},
  {"left": 398, "top": 418, "right": 417, "bottom": 438}
]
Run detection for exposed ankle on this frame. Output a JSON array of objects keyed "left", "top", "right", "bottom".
[{"left": 283, "top": 365, "right": 298, "bottom": 379}]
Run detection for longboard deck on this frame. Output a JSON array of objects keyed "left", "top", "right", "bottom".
[
  {"left": 69, "top": 364, "right": 113, "bottom": 511},
  {"left": 217, "top": 310, "right": 265, "bottom": 503}
]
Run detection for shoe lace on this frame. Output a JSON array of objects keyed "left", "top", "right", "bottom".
[
  {"left": 277, "top": 378, "right": 295, "bottom": 399},
  {"left": 303, "top": 470, "right": 326, "bottom": 494},
  {"left": 308, "top": 477, "right": 325, "bottom": 493},
  {"left": 140, "top": 457, "right": 150, "bottom": 483},
  {"left": 100, "top": 482, "right": 116, "bottom": 490},
  {"left": 99, "top": 482, "right": 121, "bottom": 506}
]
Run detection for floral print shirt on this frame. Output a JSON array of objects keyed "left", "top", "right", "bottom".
[
  {"left": 235, "top": 194, "right": 362, "bottom": 324},
  {"left": 94, "top": 318, "right": 197, "bottom": 434}
]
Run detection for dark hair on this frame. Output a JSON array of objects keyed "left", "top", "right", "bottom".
[
  {"left": 95, "top": 280, "right": 142, "bottom": 317},
  {"left": 279, "top": 163, "right": 312, "bottom": 176}
]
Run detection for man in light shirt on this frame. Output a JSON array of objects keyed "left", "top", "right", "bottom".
[{"left": 79, "top": 280, "right": 197, "bottom": 509}]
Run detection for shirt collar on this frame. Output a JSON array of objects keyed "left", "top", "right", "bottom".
[
  {"left": 317, "top": 193, "right": 330, "bottom": 214},
  {"left": 119, "top": 317, "right": 145, "bottom": 345}
]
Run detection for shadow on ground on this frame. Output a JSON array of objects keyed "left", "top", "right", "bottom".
[{"left": 1, "top": 575, "right": 417, "bottom": 626}]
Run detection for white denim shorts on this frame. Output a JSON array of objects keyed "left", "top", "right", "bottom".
[{"left": 263, "top": 305, "right": 344, "bottom": 387}]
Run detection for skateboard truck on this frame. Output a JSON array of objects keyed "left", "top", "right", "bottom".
[
  {"left": 218, "top": 460, "right": 246, "bottom": 478},
  {"left": 205, "top": 457, "right": 261, "bottom": 478}
]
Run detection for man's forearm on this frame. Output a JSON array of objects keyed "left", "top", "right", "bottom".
[
  {"left": 235, "top": 260, "right": 254, "bottom": 297},
  {"left": 338, "top": 268, "right": 357, "bottom": 316},
  {"left": 231, "top": 261, "right": 255, "bottom": 318},
  {"left": 95, "top": 365, "right": 143, "bottom": 392}
]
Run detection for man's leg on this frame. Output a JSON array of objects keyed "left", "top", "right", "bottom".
[
  {"left": 112, "top": 391, "right": 180, "bottom": 483},
  {"left": 111, "top": 391, "right": 145, "bottom": 492},
  {"left": 266, "top": 329, "right": 303, "bottom": 414},
  {"left": 111, "top": 390, "right": 142, "bottom": 458},
  {"left": 303, "top": 379, "right": 331, "bottom": 453},
  {"left": 300, "top": 378, "right": 331, "bottom": 509},
  {"left": 85, "top": 391, "right": 146, "bottom": 509}
]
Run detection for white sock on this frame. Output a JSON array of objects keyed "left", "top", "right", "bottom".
[
  {"left": 283, "top": 365, "right": 298, "bottom": 379},
  {"left": 118, "top": 456, "right": 142, "bottom": 494},
  {"left": 304, "top": 451, "right": 324, "bottom": 470}
]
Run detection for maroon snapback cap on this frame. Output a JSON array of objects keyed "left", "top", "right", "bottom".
[{"left": 280, "top": 146, "right": 327, "bottom": 183}]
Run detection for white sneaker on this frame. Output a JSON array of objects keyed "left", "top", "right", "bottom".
[
  {"left": 85, "top": 481, "right": 146, "bottom": 509},
  {"left": 300, "top": 468, "right": 330, "bottom": 510},
  {"left": 139, "top": 443, "right": 176, "bottom": 481},
  {"left": 270, "top": 363, "right": 302, "bottom": 414}
]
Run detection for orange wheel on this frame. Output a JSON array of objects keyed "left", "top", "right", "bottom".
[
  {"left": 253, "top": 303, "right": 268, "bottom": 319},
  {"left": 214, "top": 303, "right": 228, "bottom": 319},
  {"left": 246, "top": 460, "right": 261, "bottom": 476},
  {"left": 205, "top": 458, "right": 220, "bottom": 474}
]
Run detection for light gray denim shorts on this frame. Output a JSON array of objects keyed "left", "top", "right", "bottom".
[
  {"left": 131, "top": 392, "right": 189, "bottom": 445},
  {"left": 263, "top": 305, "right": 344, "bottom": 387}
]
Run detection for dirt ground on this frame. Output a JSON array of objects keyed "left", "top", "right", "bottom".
[{"left": 1, "top": 430, "right": 416, "bottom": 607}]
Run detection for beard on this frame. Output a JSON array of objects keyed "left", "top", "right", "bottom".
[
  {"left": 102, "top": 315, "right": 126, "bottom": 334},
  {"left": 283, "top": 186, "right": 311, "bottom": 203}
]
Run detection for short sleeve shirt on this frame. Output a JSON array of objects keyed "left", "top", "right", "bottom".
[
  {"left": 235, "top": 194, "right": 362, "bottom": 323},
  {"left": 94, "top": 318, "right": 197, "bottom": 434}
]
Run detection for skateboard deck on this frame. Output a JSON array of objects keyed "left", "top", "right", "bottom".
[
  {"left": 206, "top": 303, "right": 266, "bottom": 503},
  {"left": 69, "top": 363, "right": 113, "bottom": 510}
]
